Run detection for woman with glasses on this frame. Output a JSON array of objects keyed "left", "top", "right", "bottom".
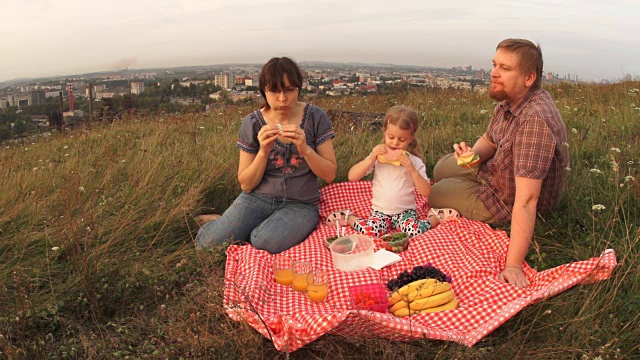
[{"left": 195, "top": 57, "right": 337, "bottom": 254}]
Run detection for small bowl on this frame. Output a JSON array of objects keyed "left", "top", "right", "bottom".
[
  {"left": 325, "top": 235, "right": 339, "bottom": 248},
  {"left": 329, "top": 234, "right": 374, "bottom": 272},
  {"left": 381, "top": 232, "right": 411, "bottom": 253},
  {"left": 349, "top": 283, "right": 389, "bottom": 313}
]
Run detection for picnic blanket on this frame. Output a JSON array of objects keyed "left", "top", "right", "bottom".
[{"left": 222, "top": 181, "right": 617, "bottom": 352}]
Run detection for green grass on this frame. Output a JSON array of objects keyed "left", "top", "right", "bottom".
[{"left": 0, "top": 83, "right": 638, "bottom": 359}]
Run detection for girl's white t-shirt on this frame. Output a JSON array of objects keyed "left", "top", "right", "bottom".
[{"left": 366, "top": 153, "right": 429, "bottom": 215}]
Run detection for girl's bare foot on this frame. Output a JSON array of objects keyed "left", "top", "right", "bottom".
[
  {"left": 195, "top": 214, "right": 221, "bottom": 226},
  {"left": 427, "top": 213, "right": 441, "bottom": 227}
]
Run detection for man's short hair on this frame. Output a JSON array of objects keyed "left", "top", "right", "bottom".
[{"left": 497, "top": 39, "right": 543, "bottom": 90}]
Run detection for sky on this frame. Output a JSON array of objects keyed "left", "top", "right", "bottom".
[{"left": 1, "top": 0, "right": 640, "bottom": 83}]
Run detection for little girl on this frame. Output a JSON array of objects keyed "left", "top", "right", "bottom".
[{"left": 326, "top": 105, "right": 459, "bottom": 237}]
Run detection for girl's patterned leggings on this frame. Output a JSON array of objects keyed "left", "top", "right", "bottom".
[{"left": 353, "top": 209, "right": 432, "bottom": 238}]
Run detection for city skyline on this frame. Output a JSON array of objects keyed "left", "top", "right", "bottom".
[{"left": 2, "top": 0, "right": 639, "bottom": 83}]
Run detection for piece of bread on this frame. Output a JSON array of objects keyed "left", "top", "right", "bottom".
[
  {"left": 457, "top": 151, "right": 480, "bottom": 167},
  {"left": 377, "top": 149, "right": 406, "bottom": 166}
]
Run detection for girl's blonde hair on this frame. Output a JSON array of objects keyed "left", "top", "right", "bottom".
[{"left": 383, "top": 105, "right": 422, "bottom": 158}]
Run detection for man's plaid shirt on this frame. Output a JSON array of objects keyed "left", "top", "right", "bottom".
[{"left": 476, "top": 89, "right": 569, "bottom": 224}]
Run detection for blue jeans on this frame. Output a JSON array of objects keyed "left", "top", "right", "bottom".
[{"left": 195, "top": 191, "right": 319, "bottom": 254}]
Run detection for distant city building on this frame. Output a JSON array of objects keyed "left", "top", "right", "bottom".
[
  {"left": 46, "top": 90, "right": 63, "bottom": 99},
  {"left": 63, "top": 110, "right": 85, "bottom": 118},
  {"left": 95, "top": 92, "right": 116, "bottom": 100},
  {"left": 214, "top": 74, "right": 230, "bottom": 89},
  {"left": 131, "top": 81, "right": 145, "bottom": 94},
  {"left": 8, "top": 90, "right": 46, "bottom": 108},
  {"left": 72, "top": 80, "right": 87, "bottom": 91}
]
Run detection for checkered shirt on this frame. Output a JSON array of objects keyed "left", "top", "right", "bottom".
[{"left": 477, "top": 89, "right": 569, "bottom": 224}]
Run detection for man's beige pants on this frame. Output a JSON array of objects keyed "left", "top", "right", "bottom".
[{"left": 429, "top": 153, "right": 497, "bottom": 224}]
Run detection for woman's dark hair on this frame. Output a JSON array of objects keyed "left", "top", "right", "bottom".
[{"left": 259, "top": 57, "right": 303, "bottom": 109}]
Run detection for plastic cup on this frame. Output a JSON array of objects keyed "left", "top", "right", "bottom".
[
  {"left": 274, "top": 255, "right": 293, "bottom": 286},
  {"left": 292, "top": 261, "right": 311, "bottom": 292},
  {"left": 307, "top": 269, "right": 329, "bottom": 303}
]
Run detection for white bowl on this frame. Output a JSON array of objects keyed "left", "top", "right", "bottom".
[{"left": 329, "top": 234, "right": 374, "bottom": 272}]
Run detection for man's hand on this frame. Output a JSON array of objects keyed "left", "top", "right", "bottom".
[
  {"left": 453, "top": 141, "right": 472, "bottom": 158},
  {"left": 498, "top": 266, "right": 530, "bottom": 288}
]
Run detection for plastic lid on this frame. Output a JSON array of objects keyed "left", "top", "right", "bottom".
[{"left": 329, "top": 234, "right": 373, "bottom": 255}]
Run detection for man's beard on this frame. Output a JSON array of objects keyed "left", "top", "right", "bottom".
[{"left": 489, "top": 85, "right": 508, "bottom": 101}]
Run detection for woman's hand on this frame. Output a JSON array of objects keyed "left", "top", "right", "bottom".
[
  {"left": 281, "top": 125, "right": 311, "bottom": 155},
  {"left": 258, "top": 125, "right": 280, "bottom": 156}
]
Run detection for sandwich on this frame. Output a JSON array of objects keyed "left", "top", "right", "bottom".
[
  {"left": 377, "top": 149, "right": 407, "bottom": 166},
  {"left": 457, "top": 151, "right": 480, "bottom": 167}
]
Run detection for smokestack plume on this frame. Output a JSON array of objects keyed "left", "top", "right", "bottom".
[{"left": 112, "top": 56, "right": 138, "bottom": 71}]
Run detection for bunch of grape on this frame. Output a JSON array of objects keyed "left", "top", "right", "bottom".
[{"left": 386, "top": 263, "right": 451, "bottom": 291}]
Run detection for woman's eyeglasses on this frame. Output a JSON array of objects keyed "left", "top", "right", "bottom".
[{"left": 266, "top": 87, "right": 299, "bottom": 95}]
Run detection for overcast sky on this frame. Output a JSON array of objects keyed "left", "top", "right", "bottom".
[{"left": 2, "top": 0, "right": 639, "bottom": 83}]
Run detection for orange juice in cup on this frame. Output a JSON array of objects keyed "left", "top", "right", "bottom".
[
  {"left": 274, "top": 255, "right": 293, "bottom": 286},
  {"left": 307, "top": 269, "right": 329, "bottom": 303},
  {"left": 292, "top": 261, "right": 311, "bottom": 292}
]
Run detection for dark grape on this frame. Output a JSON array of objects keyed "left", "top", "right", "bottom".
[{"left": 386, "top": 264, "right": 451, "bottom": 291}]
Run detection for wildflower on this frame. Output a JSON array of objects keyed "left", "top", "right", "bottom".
[
  {"left": 565, "top": 166, "right": 571, "bottom": 171},
  {"left": 610, "top": 147, "right": 621, "bottom": 153},
  {"left": 543, "top": 310, "right": 552, "bottom": 315},
  {"left": 64, "top": 154, "right": 69, "bottom": 157},
  {"left": 51, "top": 247, "right": 60, "bottom": 251},
  {"left": 480, "top": 109, "right": 488, "bottom": 114},
  {"left": 625, "top": 175, "right": 635, "bottom": 182},
  {"left": 629, "top": 160, "right": 635, "bottom": 165},
  {"left": 592, "top": 204, "right": 606, "bottom": 211},
  {"left": 571, "top": 128, "right": 578, "bottom": 134},
  {"left": 590, "top": 168, "right": 602, "bottom": 174},
  {"left": 121, "top": 160, "right": 126, "bottom": 163},
  {"left": 78, "top": 187, "right": 85, "bottom": 192},
  {"left": 611, "top": 159, "right": 619, "bottom": 173},
  {"left": 199, "top": 126, "right": 205, "bottom": 129},
  {"left": 32, "top": 167, "right": 38, "bottom": 171},
  {"left": 562, "top": 142, "right": 569, "bottom": 147},
  {"left": 63, "top": 145, "right": 68, "bottom": 149}
]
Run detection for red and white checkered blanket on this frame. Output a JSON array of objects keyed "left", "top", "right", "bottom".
[{"left": 223, "top": 181, "right": 617, "bottom": 352}]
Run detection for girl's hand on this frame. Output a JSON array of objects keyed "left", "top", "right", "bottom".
[
  {"left": 258, "top": 125, "right": 280, "bottom": 156},
  {"left": 398, "top": 151, "right": 415, "bottom": 172},
  {"left": 371, "top": 144, "right": 387, "bottom": 158},
  {"left": 282, "top": 125, "right": 310, "bottom": 155}
]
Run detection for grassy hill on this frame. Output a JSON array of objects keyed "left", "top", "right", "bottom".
[{"left": 0, "top": 83, "right": 638, "bottom": 359}]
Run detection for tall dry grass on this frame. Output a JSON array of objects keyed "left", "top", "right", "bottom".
[{"left": 0, "top": 83, "right": 638, "bottom": 359}]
